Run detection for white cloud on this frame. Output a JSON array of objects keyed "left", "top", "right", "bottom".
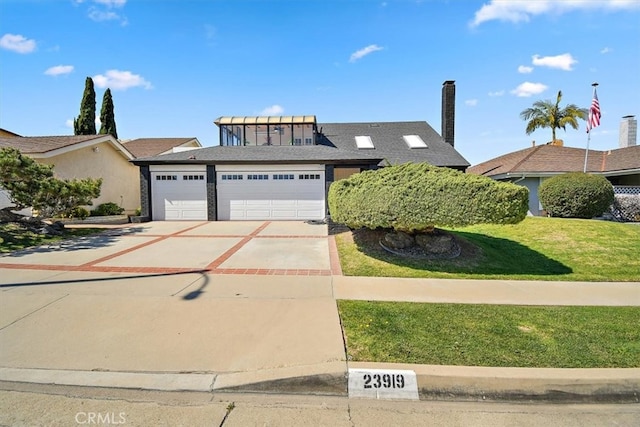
[
  {"left": 260, "top": 105, "right": 284, "bottom": 116},
  {"left": 465, "top": 99, "right": 478, "bottom": 107},
  {"left": 470, "top": 0, "right": 640, "bottom": 27},
  {"left": 93, "top": 69, "right": 152, "bottom": 90},
  {"left": 44, "top": 65, "right": 74, "bottom": 76},
  {"left": 0, "top": 34, "right": 36, "bottom": 54},
  {"left": 65, "top": 119, "right": 74, "bottom": 129},
  {"left": 349, "top": 44, "right": 384, "bottom": 63},
  {"left": 510, "top": 82, "right": 548, "bottom": 97},
  {"left": 518, "top": 65, "right": 533, "bottom": 74},
  {"left": 488, "top": 90, "right": 505, "bottom": 97},
  {"left": 532, "top": 53, "right": 577, "bottom": 71},
  {"left": 600, "top": 47, "right": 612, "bottom": 54},
  {"left": 94, "top": 0, "right": 126, "bottom": 6}
]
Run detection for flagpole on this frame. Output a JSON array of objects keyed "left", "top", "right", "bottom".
[{"left": 584, "top": 82, "right": 598, "bottom": 173}]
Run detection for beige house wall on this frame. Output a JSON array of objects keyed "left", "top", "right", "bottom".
[{"left": 39, "top": 141, "right": 140, "bottom": 214}]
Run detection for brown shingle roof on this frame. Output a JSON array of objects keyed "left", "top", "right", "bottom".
[
  {"left": 122, "top": 138, "right": 200, "bottom": 158},
  {"left": 0, "top": 135, "right": 107, "bottom": 154},
  {"left": 468, "top": 144, "right": 640, "bottom": 176}
]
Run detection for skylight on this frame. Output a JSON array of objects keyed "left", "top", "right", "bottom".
[
  {"left": 403, "top": 135, "right": 427, "bottom": 149},
  {"left": 355, "top": 135, "right": 375, "bottom": 149}
]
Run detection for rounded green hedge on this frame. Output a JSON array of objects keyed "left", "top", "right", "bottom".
[
  {"left": 538, "top": 172, "right": 614, "bottom": 219},
  {"left": 328, "top": 163, "right": 529, "bottom": 233}
]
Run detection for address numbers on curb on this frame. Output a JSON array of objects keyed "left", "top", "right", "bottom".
[{"left": 348, "top": 368, "right": 419, "bottom": 400}]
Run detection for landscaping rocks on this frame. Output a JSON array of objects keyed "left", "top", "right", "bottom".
[
  {"left": 415, "top": 231, "right": 457, "bottom": 255},
  {"left": 383, "top": 231, "right": 415, "bottom": 249}
]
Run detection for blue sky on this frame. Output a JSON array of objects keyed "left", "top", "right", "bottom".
[{"left": 1, "top": 0, "right": 639, "bottom": 165}]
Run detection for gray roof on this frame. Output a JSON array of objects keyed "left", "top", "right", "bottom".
[
  {"left": 317, "top": 121, "right": 469, "bottom": 168},
  {"left": 132, "top": 144, "right": 383, "bottom": 165},
  {"left": 132, "top": 121, "right": 470, "bottom": 168}
]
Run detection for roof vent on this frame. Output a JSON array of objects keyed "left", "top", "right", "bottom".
[
  {"left": 355, "top": 135, "right": 375, "bottom": 149},
  {"left": 403, "top": 135, "right": 427, "bottom": 149}
]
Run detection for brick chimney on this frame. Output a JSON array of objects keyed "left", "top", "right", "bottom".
[{"left": 441, "top": 80, "right": 455, "bottom": 147}]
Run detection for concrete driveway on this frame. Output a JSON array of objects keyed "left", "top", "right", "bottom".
[{"left": 0, "top": 221, "right": 346, "bottom": 390}]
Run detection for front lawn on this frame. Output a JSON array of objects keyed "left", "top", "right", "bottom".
[
  {"left": 0, "top": 222, "right": 104, "bottom": 253},
  {"left": 335, "top": 217, "right": 640, "bottom": 281},
  {"left": 338, "top": 301, "right": 640, "bottom": 368}
]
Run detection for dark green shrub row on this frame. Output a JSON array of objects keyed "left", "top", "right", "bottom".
[
  {"left": 90, "top": 202, "right": 124, "bottom": 216},
  {"left": 539, "top": 173, "right": 614, "bottom": 219},
  {"left": 328, "top": 163, "right": 529, "bottom": 233}
]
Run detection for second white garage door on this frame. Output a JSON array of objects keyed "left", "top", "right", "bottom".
[{"left": 216, "top": 170, "right": 325, "bottom": 220}]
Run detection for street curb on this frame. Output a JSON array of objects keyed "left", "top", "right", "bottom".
[
  {"left": 349, "top": 362, "right": 640, "bottom": 403},
  {"left": 2, "top": 365, "right": 639, "bottom": 403}
]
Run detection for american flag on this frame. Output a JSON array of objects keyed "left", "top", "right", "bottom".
[{"left": 587, "top": 88, "right": 601, "bottom": 133}]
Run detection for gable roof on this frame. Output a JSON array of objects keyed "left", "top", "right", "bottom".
[
  {"left": 318, "top": 121, "right": 470, "bottom": 168},
  {"left": 468, "top": 144, "right": 640, "bottom": 178},
  {"left": 121, "top": 137, "right": 201, "bottom": 158},
  {"left": 0, "top": 135, "right": 134, "bottom": 160},
  {"left": 0, "top": 128, "right": 22, "bottom": 137}
]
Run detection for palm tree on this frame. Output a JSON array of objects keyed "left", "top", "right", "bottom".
[{"left": 520, "top": 90, "right": 588, "bottom": 143}]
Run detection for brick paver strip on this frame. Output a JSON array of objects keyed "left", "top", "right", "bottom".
[{"left": 0, "top": 221, "right": 335, "bottom": 276}]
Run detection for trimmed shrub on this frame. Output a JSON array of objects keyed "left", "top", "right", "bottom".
[
  {"left": 91, "top": 202, "right": 124, "bottom": 216},
  {"left": 328, "top": 163, "right": 529, "bottom": 233},
  {"left": 69, "top": 206, "right": 90, "bottom": 220},
  {"left": 539, "top": 173, "right": 614, "bottom": 219}
]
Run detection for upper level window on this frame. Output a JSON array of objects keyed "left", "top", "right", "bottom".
[
  {"left": 403, "top": 135, "right": 428, "bottom": 149},
  {"left": 355, "top": 135, "right": 374, "bottom": 149},
  {"left": 304, "top": 137, "right": 313, "bottom": 145}
]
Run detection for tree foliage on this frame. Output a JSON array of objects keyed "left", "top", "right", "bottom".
[
  {"left": 328, "top": 163, "right": 529, "bottom": 233},
  {"left": 0, "top": 147, "right": 102, "bottom": 218},
  {"left": 99, "top": 88, "right": 118, "bottom": 139},
  {"left": 520, "top": 90, "right": 588, "bottom": 142},
  {"left": 74, "top": 77, "right": 97, "bottom": 135},
  {"left": 539, "top": 172, "right": 614, "bottom": 219}
]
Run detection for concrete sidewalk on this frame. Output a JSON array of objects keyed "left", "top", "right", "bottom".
[{"left": 0, "top": 221, "right": 639, "bottom": 402}]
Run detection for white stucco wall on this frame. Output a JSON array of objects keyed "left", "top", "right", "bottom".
[{"left": 39, "top": 142, "right": 140, "bottom": 214}]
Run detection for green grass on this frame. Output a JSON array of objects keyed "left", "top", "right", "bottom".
[
  {"left": 0, "top": 222, "right": 104, "bottom": 253},
  {"left": 338, "top": 301, "right": 640, "bottom": 368},
  {"left": 336, "top": 217, "right": 640, "bottom": 281}
]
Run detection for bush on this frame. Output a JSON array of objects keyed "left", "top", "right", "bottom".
[
  {"left": 610, "top": 194, "right": 640, "bottom": 222},
  {"left": 91, "top": 202, "right": 124, "bottom": 216},
  {"left": 328, "top": 163, "right": 529, "bottom": 233},
  {"left": 68, "top": 206, "right": 90, "bottom": 220},
  {"left": 539, "top": 173, "right": 614, "bottom": 219}
]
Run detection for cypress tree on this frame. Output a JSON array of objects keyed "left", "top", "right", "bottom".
[
  {"left": 74, "top": 77, "right": 96, "bottom": 135},
  {"left": 99, "top": 88, "right": 118, "bottom": 139}
]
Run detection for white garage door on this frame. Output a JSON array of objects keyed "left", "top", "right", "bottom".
[
  {"left": 151, "top": 172, "right": 207, "bottom": 220},
  {"left": 216, "top": 170, "right": 325, "bottom": 220}
]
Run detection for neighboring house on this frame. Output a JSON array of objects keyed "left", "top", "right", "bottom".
[
  {"left": 0, "top": 128, "right": 22, "bottom": 138},
  {"left": 0, "top": 135, "right": 202, "bottom": 216},
  {"left": 0, "top": 135, "right": 139, "bottom": 214},
  {"left": 467, "top": 144, "right": 640, "bottom": 216},
  {"left": 121, "top": 137, "right": 201, "bottom": 158},
  {"left": 132, "top": 81, "right": 469, "bottom": 221}
]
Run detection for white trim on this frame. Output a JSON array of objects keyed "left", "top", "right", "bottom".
[
  {"left": 27, "top": 136, "right": 135, "bottom": 161},
  {"left": 216, "top": 164, "right": 324, "bottom": 172}
]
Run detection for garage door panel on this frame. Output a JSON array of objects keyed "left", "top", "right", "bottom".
[
  {"left": 217, "top": 170, "right": 325, "bottom": 221},
  {"left": 152, "top": 172, "right": 207, "bottom": 221}
]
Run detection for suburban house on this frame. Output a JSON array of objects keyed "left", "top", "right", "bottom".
[
  {"left": 0, "top": 134, "right": 201, "bottom": 216},
  {"left": 132, "top": 81, "right": 469, "bottom": 221},
  {"left": 467, "top": 115, "right": 639, "bottom": 216}
]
